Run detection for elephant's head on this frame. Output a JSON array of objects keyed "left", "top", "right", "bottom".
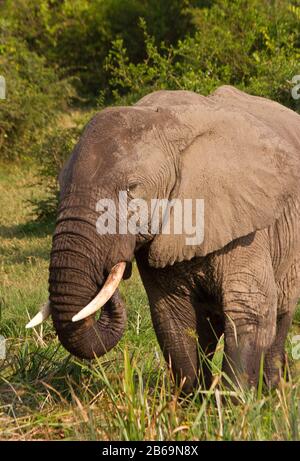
[{"left": 26, "top": 87, "right": 300, "bottom": 360}]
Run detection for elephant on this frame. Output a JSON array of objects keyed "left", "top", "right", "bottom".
[{"left": 27, "top": 85, "right": 300, "bottom": 394}]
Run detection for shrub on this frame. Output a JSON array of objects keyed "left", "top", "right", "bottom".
[
  {"left": 31, "top": 112, "right": 94, "bottom": 221},
  {"left": 2, "top": 0, "right": 203, "bottom": 99},
  {"left": 107, "top": 0, "right": 300, "bottom": 109},
  {"left": 0, "top": 20, "right": 74, "bottom": 160}
]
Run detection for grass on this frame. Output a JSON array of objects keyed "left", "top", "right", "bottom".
[{"left": 0, "top": 161, "right": 300, "bottom": 440}]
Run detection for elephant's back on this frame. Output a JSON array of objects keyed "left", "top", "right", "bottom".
[
  {"left": 210, "top": 85, "right": 300, "bottom": 152},
  {"left": 136, "top": 89, "right": 213, "bottom": 108}
]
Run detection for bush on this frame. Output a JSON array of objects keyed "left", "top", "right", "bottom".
[
  {"left": 107, "top": 0, "right": 300, "bottom": 109},
  {"left": 0, "top": 19, "right": 74, "bottom": 160},
  {"left": 2, "top": 0, "right": 299, "bottom": 218},
  {"left": 31, "top": 112, "right": 94, "bottom": 221},
  {"left": 2, "top": 0, "right": 203, "bottom": 99}
]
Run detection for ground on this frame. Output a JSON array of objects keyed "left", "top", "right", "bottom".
[{"left": 0, "top": 161, "right": 299, "bottom": 440}]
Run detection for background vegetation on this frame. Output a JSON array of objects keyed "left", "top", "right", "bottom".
[{"left": 0, "top": 0, "right": 300, "bottom": 440}]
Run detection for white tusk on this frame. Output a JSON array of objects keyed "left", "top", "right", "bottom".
[
  {"left": 26, "top": 301, "right": 51, "bottom": 329},
  {"left": 72, "top": 262, "right": 126, "bottom": 323}
]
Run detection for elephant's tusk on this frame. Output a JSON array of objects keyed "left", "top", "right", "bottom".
[
  {"left": 26, "top": 301, "right": 51, "bottom": 329},
  {"left": 72, "top": 262, "right": 126, "bottom": 322}
]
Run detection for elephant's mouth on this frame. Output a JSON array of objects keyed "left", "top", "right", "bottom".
[
  {"left": 49, "top": 260, "right": 129, "bottom": 360},
  {"left": 120, "top": 261, "right": 132, "bottom": 280},
  {"left": 71, "top": 261, "right": 129, "bottom": 323},
  {"left": 26, "top": 261, "right": 133, "bottom": 329}
]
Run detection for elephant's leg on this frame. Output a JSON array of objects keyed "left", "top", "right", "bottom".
[
  {"left": 264, "top": 312, "right": 293, "bottom": 387},
  {"left": 222, "top": 289, "right": 278, "bottom": 389},
  {"left": 150, "top": 293, "right": 199, "bottom": 394},
  {"left": 136, "top": 249, "right": 200, "bottom": 394},
  {"left": 221, "top": 236, "right": 278, "bottom": 390},
  {"left": 151, "top": 297, "right": 224, "bottom": 392},
  {"left": 265, "top": 260, "right": 300, "bottom": 387},
  {"left": 196, "top": 310, "right": 224, "bottom": 389}
]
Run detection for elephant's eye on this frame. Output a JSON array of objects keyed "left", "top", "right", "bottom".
[{"left": 126, "top": 183, "right": 141, "bottom": 198}]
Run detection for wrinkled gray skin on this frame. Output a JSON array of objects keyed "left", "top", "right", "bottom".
[{"left": 50, "top": 86, "right": 300, "bottom": 393}]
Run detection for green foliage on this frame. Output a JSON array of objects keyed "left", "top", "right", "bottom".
[
  {"left": 30, "top": 127, "right": 77, "bottom": 221},
  {"left": 0, "top": 18, "right": 74, "bottom": 160},
  {"left": 3, "top": 0, "right": 201, "bottom": 98},
  {"left": 107, "top": 0, "right": 300, "bottom": 108},
  {"left": 30, "top": 113, "right": 93, "bottom": 221},
  {"left": 2, "top": 0, "right": 299, "bottom": 161},
  {"left": 0, "top": 0, "right": 202, "bottom": 160},
  {"left": 1, "top": 0, "right": 299, "bottom": 213}
]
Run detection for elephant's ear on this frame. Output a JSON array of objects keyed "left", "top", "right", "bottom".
[{"left": 148, "top": 103, "right": 300, "bottom": 268}]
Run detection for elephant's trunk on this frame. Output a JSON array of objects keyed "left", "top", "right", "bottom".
[
  {"left": 48, "top": 194, "right": 129, "bottom": 359},
  {"left": 52, "top": 290, "right": 126, "bottom": 359},
  {"left": 50, "top": 284, "right": 126, "bottom": 359}
]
